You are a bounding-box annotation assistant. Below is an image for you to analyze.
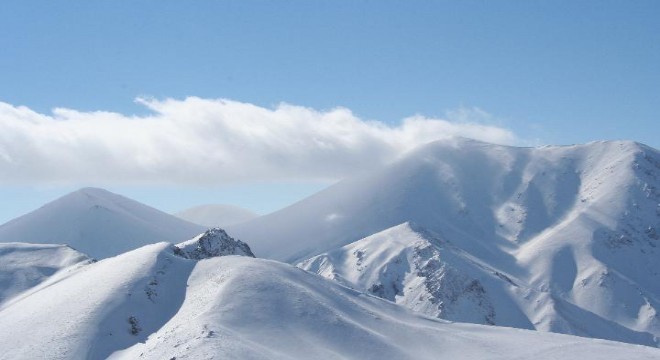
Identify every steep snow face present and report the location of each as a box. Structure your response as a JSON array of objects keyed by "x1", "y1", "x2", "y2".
[
  {"x1": 111, "y1": 256, "x2": 660, "y2": 360},
  {"x1": 298, "y1": 223, "x2": 659, "y2": 346},
  {"x1": 0, "y1": 187, "x2": 205, "y2": 259},
  {"x1": 230, "y1": 138, "x2": 660, "y2": 346},
  {"x1": 299, "y1": 223, "x2": 502, "y2": 325},
  {"x1": 0, "y1": 243, "x2": 91, "y2": 308},
  {"x1": 175, "y1": 204, "x2": 257, "y2": 227},
  {"x1": 174, "y1": 228, "x2": 255, "y2": 259}
]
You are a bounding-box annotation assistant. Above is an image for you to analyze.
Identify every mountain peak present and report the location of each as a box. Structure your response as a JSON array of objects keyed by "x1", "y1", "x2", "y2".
[
  {"x1": 174, "y1": 228, "x2": 255, "y2": 259},
  {"x1": 0, "y1": 188, "x2": 204, "y2": 259}
]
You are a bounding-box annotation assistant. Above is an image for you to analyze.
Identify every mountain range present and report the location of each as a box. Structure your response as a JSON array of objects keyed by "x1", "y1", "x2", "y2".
[
  {"x1": 0, "y1": 229, "x2": 657, "y2": 359},
  {"x1": 229, "y1": 138, "x2": 660, "y2": 346},
  {"x1": 0, "y1": 138, "x2": 659, "y2": 358}
]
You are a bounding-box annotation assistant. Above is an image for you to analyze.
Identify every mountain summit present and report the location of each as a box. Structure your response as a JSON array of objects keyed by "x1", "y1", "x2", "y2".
[
  {"x1": 0, "y1": 187, "x2": 205, "y2": 259},
  {"x1": 174, "y1": 228, "x2": 255, "y2": 259}
]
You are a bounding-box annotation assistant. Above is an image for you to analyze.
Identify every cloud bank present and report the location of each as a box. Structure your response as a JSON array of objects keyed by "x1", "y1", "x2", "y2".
[{"x1": 0, "y1": 97, "x2": 517, "y2": 185}]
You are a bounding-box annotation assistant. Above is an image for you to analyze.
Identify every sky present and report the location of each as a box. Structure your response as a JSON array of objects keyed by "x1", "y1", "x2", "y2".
[{"x1": 0, "y1": 1, "x2": 658, "y2": 224}]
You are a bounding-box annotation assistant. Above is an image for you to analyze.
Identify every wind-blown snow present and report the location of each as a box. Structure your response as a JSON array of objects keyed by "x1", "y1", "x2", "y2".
[
  {"x1": 230, "y1": 138, "x2": 660, "y2": 346},
  {"x1": 0, "y1": 187, "x2": 205, "y2": 259},
  {"x1": 174, "y1": 204, "x2": 258, "y2": 227}
]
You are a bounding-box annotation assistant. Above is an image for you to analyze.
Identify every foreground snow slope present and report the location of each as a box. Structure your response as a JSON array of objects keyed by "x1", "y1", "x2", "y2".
[
  {"x1": 113, "y1": 256, "x2": 659, "y2": 360},
  {"x1": 0, "y1": 242, "x2": 91, "y2": 308},
  {"x1": 0, "y1": 242, "x2": 196, "y2": 360},
  {"x1": 175, "y1": 204, "x2": 257, "y2": 227},
  {"x1": 0, "y1": 187, "x2": 205, "y2": 258},
  {"x1": 2, "y1": 241, "x2": 657, "y2": 360},
  {"x1": 299, "y1": 222, "x2": 658, "y2": 346},
  {"x1": 0, "y1": 228, "x2": 253, "y2": 360},
  {"x1": 230, "y1": 138, "x2": 660, "y2": 346}
]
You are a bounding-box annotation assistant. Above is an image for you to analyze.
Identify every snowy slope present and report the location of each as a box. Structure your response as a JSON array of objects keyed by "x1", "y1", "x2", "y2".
[
  {"x1": 0, "y1": 242, "x2": 197, "y2": 360},
  {"x1": 112, "y1": 256, "x2": 660, "y2": 360},
  {"x1": 175, "y1": 204, "x2": 257, "y2": 227},
  {"x1": 229, "y1": 138, "x2": 660, "y2": 346},
  {"x1": 1, "y1": 240, "x2": 657, "y2": 359},
  {"x1": 0, "y1": 229, "x2": 256, "y2": 360},
  {"x1": 298, "y1": 222, "x2": 658, "y2": 346},
  {"x1": 229, "y1": 138, "x2": 659, "y2": 263},
  {"x1": 0, "y1": 187, "x2": 205, "y2": 259},
  {"x1": 298, "y1": 222, "x2": 524, "y2": 326},
  {"x1": 0, "y1": 242, "x2": 91, "y2": 308}
]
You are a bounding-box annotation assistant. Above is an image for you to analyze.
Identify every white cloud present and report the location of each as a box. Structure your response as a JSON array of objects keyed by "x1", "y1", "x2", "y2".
[{"x1": 0, "y1": 97, "x2": 518, "y2": 185}]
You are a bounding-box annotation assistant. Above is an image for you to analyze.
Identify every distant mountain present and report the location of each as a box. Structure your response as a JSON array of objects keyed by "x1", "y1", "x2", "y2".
[
  {"x1": 174, "y1": 204, "x2": 257, "y2": 227},
  {"x1": 230, "y1": 138, "x2": 660, "y2": 346},
  {"x1": 0, "y1": 242, "x2": 91, "y2": 308},
  {"x1": 0, "y1": 187, "x2": 205, "y2": 259},
  {"x1": 0, "y1": 242, "x2": 656, "y2": 360}
]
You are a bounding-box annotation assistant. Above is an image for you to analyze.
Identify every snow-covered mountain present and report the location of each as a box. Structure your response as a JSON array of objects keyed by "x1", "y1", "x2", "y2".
[
  {"x1": 0, "y1": 242, "x2": 91, "y2": 308},
  {"x1": 0, "y1": 241, "x2": 656, "y2": 360},
  {"x1": 298, "y1": 222, "x2": 658, "y2": 346},
  {"x1": 1, "y1": 138, "x2": 659, "y2": 357},
  {"x1": 175, "y1": 204, "x2": 257, "y2": 227},
  {"x1": 0, "y1": 187, "x2": 205, "y2": 259},
  {"x1": 297, "y1": 222, "x2": 518, "y2": 326},
  {"x1": 230, "y1": 138, "x2": 660, "y2": 346}
]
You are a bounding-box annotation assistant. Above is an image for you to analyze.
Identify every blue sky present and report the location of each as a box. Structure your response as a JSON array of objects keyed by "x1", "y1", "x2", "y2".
[{"x1": 0, "y1": 1, "x2": 658, "y2": 223}]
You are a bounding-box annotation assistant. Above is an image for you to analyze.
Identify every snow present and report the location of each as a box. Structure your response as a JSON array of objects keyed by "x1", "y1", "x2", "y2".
[
  {"x1": 175, "y1": 204, "x2": 257, "y2": 227},
  {"x1": 0, "y1": 236, "x2": 657, "y2": 359},
  {"x1": 1, "y1": 138, "x2": 659, "y2": 358},
  {"x1": 25, "y1": 244, "x2": 648, "y2": 359},
  {"x1": 0, "y1": 242, "x2": 196, "y2": 359},
  {"x1": 0, "y1": 187, "x2": 205, "y2": 259},
  {"x1": 229, "y1": 138, "x2": 660, "y2": 346},
  {"x1": 298, "y1": 222, "x2": 659, "y2": 346},
  {"x1": 0, "y1": 242, "x2": 91, "y2": 308},
  {"x1": 111, "y1": 255, "x2": 660, "y2": 360}
]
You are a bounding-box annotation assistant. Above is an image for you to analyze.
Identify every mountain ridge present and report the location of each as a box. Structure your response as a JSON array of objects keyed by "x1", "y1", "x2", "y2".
[
  {"x1": 298, "y1": 222, "x2": 659, "y2": 346},
  {"x1": 1, "y1": 240, "x2": 657, "y2": 360}
]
